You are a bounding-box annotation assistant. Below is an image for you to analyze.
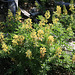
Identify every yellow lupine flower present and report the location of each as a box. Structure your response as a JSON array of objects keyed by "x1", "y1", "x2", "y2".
[
  {"x1": 39, "y1": 21, "x2": 45, "y2": 26},
  {"x1": 53, "y1": 18, "x2": 59, "y2": 24},
  {"x1": 71, "y1": 15, "x2": 74, "y2": 21},
  {"x1": 44, "y1": 10, "x2": 50, "y2": 19},
  {"x1": 18, "y1": 35, "x2": 25, "y2": 42},
  {"x1": 40, "y1": 47, "x2": 46, "y2": 58},
  {"x1": 56, "y1": 47, "x2": 62, "y2": 52},
  {"x1": 13, "y1": 35, "x2": 18, "y2": 39},
  {"x1": 37, "y1": 29, "x2": 44, "y2": 37},
  {"x1": 69, "y1": 4, "x2": 75, "y2": 11},
  {"x1": 25, "y1": 24, "x2": 32, "y2": 29},
  {"x1": 0, "y1": 33, "x2": 4, "y2": 42},
  {"x1": 48, "y1": 35, "x2": 54, "y2": 43},
  {"x1": 72, "y1": 55, "x2": 75, "y2": 63},
  {"x1": 12, "y1": 39, "x2": 18, "y2": 45},
  {"x1": 33, "y1": 41, "x2": 39, "y2": 47},
  {"x1": 67, "y1": 26, "x2": 73, "y2": 36},
  {"x1": 45, "y1": 19, "x2": 48, "y2": 23},
  {"x1": 63, "y1": 10, "x2": 67, "y2": 15},
  {"x1": 45, "y1": 25, "x2": 50, "y2": 34},
  {"x1": 3, "y1": 49, "x2": 7, "y2": 52},
  {"x1": 1, "y1": 42, "x2": 8, "y2": 52},
  {"x1": 8, "y1": 9, "x2": 13, "y2": 17},
  {"x1": 26, "y1": 18, "x2": 32, "y2": 24},
  {"x1": 49, "y1": 23, "x2": 53, "y2": 26},
  {"x1": 56, "y1": 6, "x2": 61, "y2": 16},
  {"x1": 63, "y1": 5, "x2": 68, "y2": 15},
  {"x1": 31, "y1": 30, "x2": 38, "y2": 46},
  {"x1": 23, "y1": 18, "x2": 32, "y2": 30},
  {"x1": 56, "y1": 47, "x2": 62, "y2": 57},
  {"x1": 35, "y1": 1, "x2": 40, "y2": 7},
  {"x1": 12, "y1": 35, "x2": 24, "y2": 45},
  {"x1": 16, "y1": 8, "x2": 21, "y2": 16},
  {"x1": 26, "y1": 49, "x2": 32, "y2": 59},
  {"x1": 39, "y1": 16, "x2": 48, "y2": 26},
  {"x1": 15, "y1": 8, "x2": 22, "y2": 22},
  {"x1": 0, "y1": 33, "x2": 4, "y2": 39},
  {"x1": 37, "y1": 29, "x2": 44, "y2": 41},
  {"x1": 31, "y1": 31, "x2": 37, "y2": 40}
]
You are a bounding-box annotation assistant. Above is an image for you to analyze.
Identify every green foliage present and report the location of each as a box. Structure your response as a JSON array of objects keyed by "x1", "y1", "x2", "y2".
[{"x1": 0, "y1": 2, "x2": 75, "y2": 75}]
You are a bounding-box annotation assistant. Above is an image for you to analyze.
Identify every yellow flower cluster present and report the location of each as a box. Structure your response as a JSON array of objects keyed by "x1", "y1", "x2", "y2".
[
  {"x1": 49, "y1": 23, "x2": 53, "y2": 27},
  {"x1": 39, "y1": 10, "x2": 50, "y2": 27},
  {"x1": 12, "y1": 35, "x2": 24, "y2": 46},
  {"x1": 8, "y1": 9, "x2": 13, "y2": 19},
  {"x1": 44, "y1": 10, "x2": 50, "y2": 19},
  {"x1": 31, "y1": 31, "x2": 37, "y2": 41},
  {"x1": 35, "y1": 1, "x2": 40, "y2": 7},
  {"x1": 67, "y1": 26, "x2": 73, "y2": 36},
  {"x1": 37, "y1": 29, "x2": 44, "y2": 41},
  {"x1": 39, "y1": 20, "x2": 45, "y2": 26},
  {"x1": 26, "y1": 49, "x2": 32, "y2": 59},
  {"x1": 31, "y1": 29, "x2": 44, "y2": 42},
  {"x1": 31, "y1": 30, "x2": 39, "y2": 47},
  {"x1": 12, "y1": 39, "x2": 18, "y2": 45},
  {"x1": 15, "y1": 8, "x2": 22, "y2": 22},
  {"x1": 72, "y1": 55, "x2": 75, "y2": 63},
  {"x1": 71, "y1": 15, "x2": 74, "y2": 21},
  {"x1": 1, "y1": 42, "x2": 8, "y2": 52},
  {"x1": 19, "y1": 35, "x2": 24, "y2": 44},
  {"x1": 22, "y1": 18, "x2": 32, "y2": 30},
  {"x1": 31, "y1": 31, "x2": 37, "y2": 38},
  {"x1": 0, "y1": 33, "x2": 8, "y2": 52},
  {"x1": 40, "y1": 47, "x2": 46, "y2": 58},
  {"x1": 47, "y1": 35, "x2": 54, "y2": 44},
  {"x1": 13, "y1": 35, "x2": 18, "y2": 39},
  {"x1": 12, "y1": 35, "x2": 19, "y2": 45},
  {"x1": 26, "y1": 18, "x2": 32, "y2": 24},
  {"x1": 69, "y1": 4, "x2": 75, "y2": 11},
  {"x1": 25, "y1": 18, "x2": 32, "y2": 28},
  {"x1": 55, "y1": 47, "x2": 62, "y2": 57},
  {"x1": 63, "y1": 5, "x2": 68, "y2": 15},
  {"x1": 53, "y1": 18, "x2": 59, "y2": 24},
  {"x1": 44, "y1": 26, "x2": 50, "y2": 35},
  {"x1": 39, "y1": 16, "x2": 48, "y2": 26},
  {"x1": 56, "y1": 6, "x2": 61, "y2": 16},
  {"x1": 0, "y1": 33, "x2": 4, "y2": 42}
]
